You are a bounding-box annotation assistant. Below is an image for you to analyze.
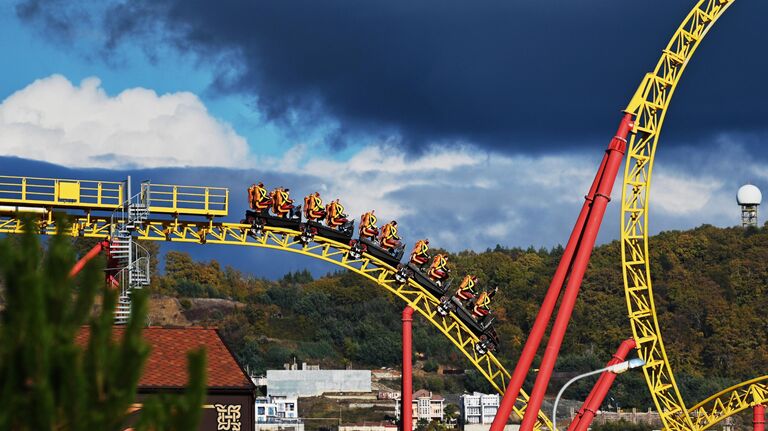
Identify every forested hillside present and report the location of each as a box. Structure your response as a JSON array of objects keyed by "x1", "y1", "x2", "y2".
[{"x1": 142, "y1": 223, "x2": 768, "y2": 407}]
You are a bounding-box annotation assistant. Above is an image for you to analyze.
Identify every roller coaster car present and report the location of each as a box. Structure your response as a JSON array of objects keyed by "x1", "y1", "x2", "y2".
[
  {"x1": 244, "y1": 206, "x2": 302, "y2": 234},
  {"x1": 394, "y1": 263, "x2": 450, "y2": 299},
  {"x1": 348, "y1": 238, "x2": 405, "y2": 268},
  {"x1": 298, "y1": 220, "x2": 355, "y2": 244},
  {"x1": 437, "y1": 295, "x2": 498, "y2": 355}
]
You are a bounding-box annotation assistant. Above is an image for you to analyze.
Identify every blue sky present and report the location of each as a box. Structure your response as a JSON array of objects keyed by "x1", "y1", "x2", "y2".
[{"x1": 1, "y1": 0, "x2": 767, "y2": 278}]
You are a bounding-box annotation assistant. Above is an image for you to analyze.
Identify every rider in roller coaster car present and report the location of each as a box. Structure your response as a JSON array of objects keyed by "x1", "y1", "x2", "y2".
[
  {"x1": 359, "y1": 210, "x2": 378, "y2": 240},
  {"x1": 378, "y1": 220, "x2": 401, "y2": 251},
  {"x1": 248, "y1": 182, "x2": 271, "y2": 213},
  {"x1": 428, "y1": 253, "x2": 449, "y2": 283},
  {"x1": 271, "y1": 187, "x2": 295, "y2": 218},
  {"x1": 303, "y1": 192, "x2": 326, "y2": 221},
  {"x1": 472, "y1": 287, "x2": 498, "y2": 321},
  {"x1": 409, "y1": 239, "x2": 430, "y2": 267},
  {"x1": 326, "y1": 199, "x2": 349, "y2": 228},
  {"x1": 456, "y1": 275, "x2": 478, "y2": 303}
]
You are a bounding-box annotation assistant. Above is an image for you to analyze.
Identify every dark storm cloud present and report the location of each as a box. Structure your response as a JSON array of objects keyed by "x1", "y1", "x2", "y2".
[{"x1": 15, "y1": 1, "x2": 768, "y2": 152}]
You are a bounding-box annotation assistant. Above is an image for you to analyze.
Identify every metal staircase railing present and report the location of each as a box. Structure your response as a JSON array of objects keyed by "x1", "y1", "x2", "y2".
[{"x1": 110, "y1": 177, "x2": 152, "y2": 324}]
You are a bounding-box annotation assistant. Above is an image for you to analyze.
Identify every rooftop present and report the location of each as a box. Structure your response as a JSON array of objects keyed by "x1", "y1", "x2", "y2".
[{"x1": 76, "y1": 326, "x2": 254, "y2": 389}]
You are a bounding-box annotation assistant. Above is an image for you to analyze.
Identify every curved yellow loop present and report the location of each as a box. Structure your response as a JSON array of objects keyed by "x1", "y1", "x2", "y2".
[
  {"x1": 0, "y1": 214, "x2": 552, "y2": 430},
  {"x1": 620, "y1": 1, "x2": 738, "y2": 430}
]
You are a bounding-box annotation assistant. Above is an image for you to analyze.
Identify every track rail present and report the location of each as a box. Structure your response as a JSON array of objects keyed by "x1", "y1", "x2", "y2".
[
  {"x1": 687, "y1": 376, "x2": 768, "y2": 430},
  {"x1": 0, "y1": 213, "x2": 551, "y2": 430},
  {"x1": 618, "y1": 1, "x2": 762, "y2": 430}
]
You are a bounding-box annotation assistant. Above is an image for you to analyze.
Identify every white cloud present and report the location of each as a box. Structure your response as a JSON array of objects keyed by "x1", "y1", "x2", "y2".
[
  {"x1": 0, "y1": 75, "x2": 249, "y2": 168},
  {"x1": 254, "y1": 142, "x2": 756, "y2": 251},
  {"x1": 651, "y1": 172, "x2": 723, "y2": 215}
]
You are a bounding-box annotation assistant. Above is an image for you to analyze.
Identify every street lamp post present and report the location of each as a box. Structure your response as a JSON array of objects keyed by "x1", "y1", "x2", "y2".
[{"x1": 551, "y1": 358, "x2": 645, "y2": 431}]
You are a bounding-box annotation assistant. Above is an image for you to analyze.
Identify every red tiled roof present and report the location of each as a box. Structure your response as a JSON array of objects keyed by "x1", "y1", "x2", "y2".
[{"x1": 76, "y1": 326, "x2": 253, "y2": 389}]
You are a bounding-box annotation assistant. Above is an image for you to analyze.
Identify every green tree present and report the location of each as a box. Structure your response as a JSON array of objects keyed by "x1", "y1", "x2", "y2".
[
  {"x1": 415, "y1": 418, "x2": 430, "y2": 431},
  {"x1": 443, "y1": 403, "x2": 459, "y2": 423},
  {"x1": 0, "y1": 219, "x2": 206, "y2": 430}
]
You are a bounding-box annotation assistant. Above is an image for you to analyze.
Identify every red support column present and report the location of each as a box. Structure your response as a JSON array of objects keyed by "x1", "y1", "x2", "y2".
[
  {"x1": 754, "y1": 404, "x2": 765, "y2": 431},
  {"x1": 69, "y1": 240, "x2": 110, "y2": 278},
  {"x1": 569, "y1": 339, "x2": 636, "y2": 431},
  {"x1": 489, "y1": 143, "x2": 611, "y2": 431},
  {"x1": 519, "y1": 113, "x2": 634, "y2": 431},
  {"x1": 402, "y1": 306, "x2": 414, "y2": 431}
]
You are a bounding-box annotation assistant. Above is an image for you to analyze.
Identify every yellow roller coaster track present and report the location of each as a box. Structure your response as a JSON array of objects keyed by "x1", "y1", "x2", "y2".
[
  {"x1": 621, "y1": 0, "x2": 767, "y2": 430},
  {"x1": 0, "y1": 178, "x2": 552, "y2": 430}
]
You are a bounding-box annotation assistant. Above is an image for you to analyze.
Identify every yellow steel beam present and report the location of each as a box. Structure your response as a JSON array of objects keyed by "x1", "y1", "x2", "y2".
[
  {"x1": 0, "y1": 213, "x2": 551, "y2": 430},
  {"x1": 0, "y1": 175, "x2": 123, "y2": 211},
  {"x1": 687, "y1": 376, "x2": 768, "y2": 431},
  {"x1": 620, "y1": 1, "x2": 736, "y2": 430}
]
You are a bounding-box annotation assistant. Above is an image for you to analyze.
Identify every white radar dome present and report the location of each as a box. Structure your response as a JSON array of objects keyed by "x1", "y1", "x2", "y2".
[{"x1": 737, "y1": 184, "x2": 762, "y2": 205}]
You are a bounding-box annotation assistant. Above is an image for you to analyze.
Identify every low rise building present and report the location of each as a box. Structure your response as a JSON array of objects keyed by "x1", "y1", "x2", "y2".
[
  {"x1": 460, "y1": 392, "x2": 500, "y2": 425},
  {"x1": 266, "y1": 368, "x2": 371, "y2": 397},
  {"x1": 395, "y1": 390, "x2": 445, "y2": 429},
  {"x1": 76, "y1": 327, "x2": 256, "y2": 431},
  {"x1": 255, "y1": 395, "x2": 299, "y2": 421},
  {"x1": 255, "y1": 395, "x2": 303, "y2": 431}
]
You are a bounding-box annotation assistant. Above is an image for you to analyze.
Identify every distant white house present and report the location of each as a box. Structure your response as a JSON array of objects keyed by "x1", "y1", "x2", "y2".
[
  {"x1": 395, "y1": 390, "x2": 445, "y2": 430},
  {"x1": 255, "y1": 395, "x2": 303, "y2": 431},
  {"x1": 460, "y1": 392, "x2": 500, "y2": 425}
]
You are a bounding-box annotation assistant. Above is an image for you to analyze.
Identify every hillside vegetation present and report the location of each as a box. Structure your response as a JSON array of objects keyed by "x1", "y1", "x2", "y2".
[{"x1": 145, "y1": 224, "x2": 768, "y2": 407}]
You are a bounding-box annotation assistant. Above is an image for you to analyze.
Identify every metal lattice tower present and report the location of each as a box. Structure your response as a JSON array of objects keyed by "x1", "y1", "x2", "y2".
[{"x1": 737, "y1": 184, "x2": 762, "y2": 228}]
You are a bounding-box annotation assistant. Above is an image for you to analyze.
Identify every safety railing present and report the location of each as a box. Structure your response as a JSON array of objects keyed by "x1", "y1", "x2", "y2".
[
  {"x1": 0, "y1": 175, "x2": 123, "y2": 210},
  {"x1": 143, "y1": 183, "x2": 228, "y2": 217}
]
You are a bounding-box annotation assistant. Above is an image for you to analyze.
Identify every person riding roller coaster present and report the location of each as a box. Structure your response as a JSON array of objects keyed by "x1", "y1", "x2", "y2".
[
  {"x1": 378, "y1": 220, "x2": 401, "y2": 250},
  {"x1": 325, "y1": 199, "x2": 349, "y2": 228},
  {"x1": 359, "y1": 210, "x2": 378, "y2": 240},
  {"x1": 409, "y1": 239, "x2": 430, "y2": 267},
  {"x1": 271, "y1": 187, "x2": 294, "y2": 218},
  {"x1": 304, "y1": 192, "x2": 325, "y2": 221},
  {"x1": 456, "y1": 275, "x2": 478, "y2": 302},
  {"x1": 428, "y1": 253, "x2": 449, "y2": 281},
  {"x1": 248, "y1": 182, "x2": 271, "y2": 212},
  {"x1": 472, "y1": 287, "x2": 498, "y2": 320}
]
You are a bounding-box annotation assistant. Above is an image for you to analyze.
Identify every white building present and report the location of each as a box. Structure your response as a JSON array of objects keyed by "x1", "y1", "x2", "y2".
[
  {"x1": 395, "y1": 390, "x2": 445, "y2": 429},
  {"x1": 266, "y1": 368, "x2": 371, "y2": 397},
  {"x1": 255, "y1": 395, "x2": 303, "y2": 431},
  {"x1": 460, "y1": 392, "x2": 500, "y2": 425}
]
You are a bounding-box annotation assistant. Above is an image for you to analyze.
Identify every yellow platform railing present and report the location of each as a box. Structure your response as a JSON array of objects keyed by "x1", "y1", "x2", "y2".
[
  {"x1": 144, "y1": 183, "x2": 228, "y2": 217},
  {"x1": 0, "y1": 176, "x2": 123, "y2": 210}
]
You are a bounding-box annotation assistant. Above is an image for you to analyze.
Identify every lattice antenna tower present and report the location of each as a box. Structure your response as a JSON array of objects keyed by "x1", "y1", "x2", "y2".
[{"x1": 737, "y1": 184, "x2": 762, "y2": 227}]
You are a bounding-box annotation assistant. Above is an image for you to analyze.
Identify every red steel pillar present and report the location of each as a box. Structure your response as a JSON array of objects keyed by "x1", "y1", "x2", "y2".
[
  {"x1": 518, "y1": 113, "x2": 634, "y2": 431},
  {"x1": 489, "y1": 151, "x2": 610, "y2": 431},
  {"x1": 68, "y1": 240, "x2": 110, "y2": 278},
  {"x1": 402, "y1": 306, "x2": 414, "y2": 431},
  {"x1": 569, "y1": 338, "x2": 636, "y2": 431},
  {"x1": 754, "y1": 404, "x2": 765, "y2": 431}
]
